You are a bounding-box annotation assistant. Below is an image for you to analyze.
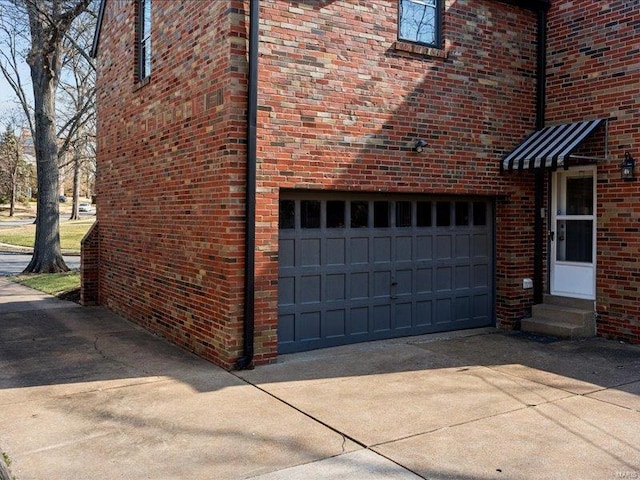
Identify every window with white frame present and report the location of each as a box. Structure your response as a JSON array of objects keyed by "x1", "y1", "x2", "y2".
[{"x1": 398, "y1": 0, "x2": 441, "y2": 48}]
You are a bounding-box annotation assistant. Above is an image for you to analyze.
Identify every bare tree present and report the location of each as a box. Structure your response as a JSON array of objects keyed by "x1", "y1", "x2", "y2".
[
  {"x1": 0, "y1": 3, "x2": 34, "y2": 133},
  {"x1": 57, "y1": 7, "x2": 96, "y2": 220},
  {"x1": 65, "y1": 129, "x2": 94, "y2": 219},
  {"x1": 0, "y1": 0, "x2": 93, "y2": 272}
]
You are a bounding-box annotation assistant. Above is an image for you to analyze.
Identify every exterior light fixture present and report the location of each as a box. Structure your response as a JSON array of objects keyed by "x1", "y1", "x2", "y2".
[
  {"x1": 414, "y1": 139, "x2": 427, "y2": 153},
  {"x1": 621, "y1": 151, "x2": 635, "y2": 180}
]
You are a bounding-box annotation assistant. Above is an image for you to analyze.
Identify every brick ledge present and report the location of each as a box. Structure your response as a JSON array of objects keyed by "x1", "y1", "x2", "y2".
[{"x1": 393, "y1": 40, "x2": 448, "y2": 59}]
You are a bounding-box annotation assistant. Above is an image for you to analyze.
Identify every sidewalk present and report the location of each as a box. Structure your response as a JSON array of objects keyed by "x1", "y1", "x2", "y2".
[
  {"x1": 0, "y1": 242, "x2": 80, "y2": 255},
  {"x1": 1, "y1": 277, "x2": 639, "y2": 479}
]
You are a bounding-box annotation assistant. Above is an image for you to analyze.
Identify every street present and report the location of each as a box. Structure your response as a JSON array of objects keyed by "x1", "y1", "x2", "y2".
[
  {"x1": 0, "y1": 212, "x2": 94, "y2": 230},
  {"x1": 0, "y1": 253, "x2": 80, "y2": 276}
]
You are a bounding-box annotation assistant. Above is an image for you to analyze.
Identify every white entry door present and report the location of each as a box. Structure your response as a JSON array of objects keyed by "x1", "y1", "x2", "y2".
[{"x1": 550, "y1": 166, "x2": 596, "y2": 300}]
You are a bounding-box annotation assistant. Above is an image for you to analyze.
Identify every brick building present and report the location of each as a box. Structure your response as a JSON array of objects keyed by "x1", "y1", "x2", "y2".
[{"x1": 87, "y1": 0, "x2": 639, "y2": 369}]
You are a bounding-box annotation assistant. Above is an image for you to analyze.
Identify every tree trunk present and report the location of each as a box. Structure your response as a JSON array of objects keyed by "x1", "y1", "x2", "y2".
[
  {"x1": 70, "y1": 152, "x2": 80, "y2": 220},
  {"x1": 24, "y1": 41, "x2": 68, "y2": 273},
  {"x1": 9, "y1": 169, "x2": 16, "y2": 217}
]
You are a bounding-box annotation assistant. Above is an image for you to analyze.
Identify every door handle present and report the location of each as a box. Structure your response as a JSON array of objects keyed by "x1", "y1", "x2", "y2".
[{"x1": 549, "y1": 231, "x2": 555, "y2": 241}]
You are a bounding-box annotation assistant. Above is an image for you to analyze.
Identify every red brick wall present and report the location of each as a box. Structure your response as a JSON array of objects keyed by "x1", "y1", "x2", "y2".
[
  {"x1": 80, "y1": 222, "x2": 99, "y2": 305},
  {"x1": 547, "y1": 0, "x2": 640, "y2": 343},
  {"x1": 254, "y1": 0, "x2": 541, "y2": 348},
  {"x1": 94, "y1": 0, "x2": 250, "y2": 368},
  {"x1": 94, "y1": 0, "x2": 543, "y2": 368}
]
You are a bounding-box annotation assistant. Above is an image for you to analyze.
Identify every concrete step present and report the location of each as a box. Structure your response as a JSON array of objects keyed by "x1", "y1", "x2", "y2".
[
  {"x1": 521, "y1": 317, "x2": 595, "y2": 339},
  {"x1": 543, "y1": 294, "x2": 594, "y2": 310},
  {"x1": 521, "y1": 296, "x2": 596, "y2": 339},
  {"x1": 531, "y1": 303, "x2": 594, "y2": 326}
]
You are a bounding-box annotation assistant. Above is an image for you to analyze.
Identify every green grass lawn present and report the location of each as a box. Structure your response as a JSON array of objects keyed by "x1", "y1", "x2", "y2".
[
  {"x1": 0, "y1": 219, "x2": 94, "y2": 252},
  {"x1": 0, "y1": 201, "x2": 37, "y2": 220},
  {"x1": 13, "y1": 271, "x2": 81, "y2": 296}
]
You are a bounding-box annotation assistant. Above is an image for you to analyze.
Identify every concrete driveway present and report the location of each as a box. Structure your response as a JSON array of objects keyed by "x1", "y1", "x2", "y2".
[{"x1": 1, "y1": 278, "x2": 639, "y2": 480}]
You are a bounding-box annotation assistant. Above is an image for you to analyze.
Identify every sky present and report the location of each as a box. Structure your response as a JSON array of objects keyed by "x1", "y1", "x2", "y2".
[{"x1": 0, "y1": 61, "x2": 33, "y2": 126}]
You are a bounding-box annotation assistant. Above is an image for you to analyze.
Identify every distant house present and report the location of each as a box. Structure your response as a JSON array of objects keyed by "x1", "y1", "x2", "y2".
[
  {"x1": 17, "y1": 128, "x2": 36, "y2": 170},
  {"x1": 87, "y1": 0, "x2": 639, "y2": 369}
]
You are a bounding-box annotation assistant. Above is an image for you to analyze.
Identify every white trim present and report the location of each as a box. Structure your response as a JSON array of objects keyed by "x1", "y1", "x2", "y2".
[{"x1": 550, "y1": 165, "x2": 597, "y2": 300}]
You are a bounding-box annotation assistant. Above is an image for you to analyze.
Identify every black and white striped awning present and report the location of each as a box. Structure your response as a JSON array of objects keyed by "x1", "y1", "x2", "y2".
[{"x1": 502, "y1": 119, "x2": 606, "y2": 171}]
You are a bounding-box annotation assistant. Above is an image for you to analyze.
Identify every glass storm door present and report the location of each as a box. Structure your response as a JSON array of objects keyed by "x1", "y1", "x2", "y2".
[{"x1": 550, "y1": 166, "x2": 596, "y2": 300}]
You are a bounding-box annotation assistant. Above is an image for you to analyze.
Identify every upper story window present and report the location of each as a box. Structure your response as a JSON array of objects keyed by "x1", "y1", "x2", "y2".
[
  {"x1": 137, "y1": 0, "x2": 152, "y2": 81},
  {"x1": 398, "y1": 0, "x2": 441, "y2": 48}
]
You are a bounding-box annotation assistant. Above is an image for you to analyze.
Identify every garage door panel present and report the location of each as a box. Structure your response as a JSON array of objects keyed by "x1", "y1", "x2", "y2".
[
  {"x1": 299, "y1": 275, "x2": 321, "y2": 303},
  {"x1": 350, "y1": 272, "x2": 369, "y2": 299},
  {"x1": 326, "y1": 238, "x2": 346, "y2": 265},
  {"x1": 435, "y1": 266, "x2": 452, "y2": 291},
  {"x1": 473, "y1": 294, "x2": 490, "y2": 320},
  {"x1": 455, "y1": 296, "x2": 471, "y2": 321},
  {"x1": 396, "y1": 236, "x2": 413, "y2": 261},
  {"x1": 278, "y1": 195, "x2": 494, "y2": 353},
  {"x1": 435, "y1": 298, "x2": 452, "y2": 323},
  {"x1": 300, "y1": 238, "x2": 321, "y2": 266},
  {"x1": 436, "y1": 235, "x2": 453, "y2": 259},
  {"x1": 350, "y1": 237, "x2": 369, "y2": 264},
  {"x1": 373, "y1": 305, "x2": 391, "y2": 332},
  {"x1": 455, "y1": 265, "x2": 470, "y2": 289},
  {"x1": 374, "y1": 271, "x2": 392, "y2": 297},
  {"x1": 473, "y1": 264, "x2": 490, "y2": 287},
  {"x1": 374, "y1": 237, "x2": 392, "y2": 263},
  {"x1": 472, "y1": 234, "x2": 489, "y2": 257},
  {"x1": 298, "y1": 311, "x2": 321, "y2": 341},
  {"x1": 350, "y1": 306, "x2": 369, "y2": 334},
  {"x1": 416, "y1": 268, "x2": 433, "y2": 293},
  {"x1": 278, "y1": 276, "x2": 295, "y2": 305},
  {"x1": 416, "y1": 236, "x2": 433, "y2": 260},
  {"x1": 395, "y1": 302, "x2": 413, "y2": 329},
  {"x1": 455, "y1": 234, "x2": 470, "y2": 258},
  {"x1": 280, "y1": 239, "x2": 295, "y2": 267},
  {"x1": 396, "y1": 269, "x2": 413, "y2": 296},
  {"x1": 278, "y1": 314, "x2": 295, "y2": 344},
  {"x1": 325, "y1": 309, "x2": 346, "y2": 338},
  {"x1": 416, "y1": 300, "x2": 433, "y2": 326},
  {"x1": 326, "y1": 273, "x2": 346, "y2": 301}
]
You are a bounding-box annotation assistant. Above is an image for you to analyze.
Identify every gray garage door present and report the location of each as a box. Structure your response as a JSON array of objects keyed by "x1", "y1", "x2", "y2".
[{"x1": 278, "y1": 193, "x2": 494, "y2": 354}]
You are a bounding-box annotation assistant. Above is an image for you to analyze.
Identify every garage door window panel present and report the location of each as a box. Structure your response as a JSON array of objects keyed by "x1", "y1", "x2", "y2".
[
  {"x1": 456, "y1": 202, "x2": 470, "y2": 226},
  {"x1": 351, "y1": 201, "x2": 369, "y2": 228},
  {"x1": 473, "y1": 202, "x2": 487, "y2": 226},
  {"x1": 396, "y1": 201, "x2": 412, "y2": 227},
  {"x1": 436, "y1": 202, "x2": 451, "y2": 226},
  {"x1": 417, "y1": 201, "x2": 432, "y2": 227},
  {"x1": 374, "y1": 201, "x2": 391, "y2": 228},
  {"x1": 327, "y1": 201, "x2": 345, "y2": 228},
  {"x1": 279, "y1": 200, "x2": 295, "y2": 229},
  {"x1": 301, "y1": 200, "x2": 321, "y2": 229}
]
